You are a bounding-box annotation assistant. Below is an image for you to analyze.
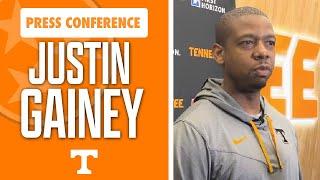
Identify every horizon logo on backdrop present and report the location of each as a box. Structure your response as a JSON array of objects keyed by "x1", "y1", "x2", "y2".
[
  {"x1": 191, "y1": 0, "x2": 201, "y2": 8},
  {"x1": 190, "y1": 0, "x2": 226, "y2": 14},
  {"x1": 262, "y1": 34, "x2": 320, "y2": 122}
]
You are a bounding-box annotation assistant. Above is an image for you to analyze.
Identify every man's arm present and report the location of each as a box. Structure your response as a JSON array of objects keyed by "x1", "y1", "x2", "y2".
[{"x1": 174, "y1": 121, "x2": 210, "y2": 180}]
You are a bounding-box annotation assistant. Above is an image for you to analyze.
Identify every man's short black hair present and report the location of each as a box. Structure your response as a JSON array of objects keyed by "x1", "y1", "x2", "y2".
[{"x1": 215, "y1": 6, "x2": 268, "y2": 46}]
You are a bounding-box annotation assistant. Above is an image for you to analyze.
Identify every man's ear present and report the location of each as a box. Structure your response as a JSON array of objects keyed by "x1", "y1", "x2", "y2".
[{"x1": 213, "y1": 43, "x2": 224, "y2": 65}]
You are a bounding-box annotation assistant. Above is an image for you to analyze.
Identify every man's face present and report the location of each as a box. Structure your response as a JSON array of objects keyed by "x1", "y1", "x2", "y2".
[{"x1": 222, "y1": 15, "x2": 275, "y2": 92}]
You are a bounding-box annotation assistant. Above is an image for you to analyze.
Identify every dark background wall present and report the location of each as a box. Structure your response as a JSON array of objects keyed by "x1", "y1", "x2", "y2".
[{"x1": 174, "y1": 0, "x2": 235, "y2": 120}]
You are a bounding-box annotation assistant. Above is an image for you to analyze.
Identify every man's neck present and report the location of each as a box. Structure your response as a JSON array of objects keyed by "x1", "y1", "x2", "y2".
[{"x1": 221, "y1": 80, "x2": 261, "y2": 115}]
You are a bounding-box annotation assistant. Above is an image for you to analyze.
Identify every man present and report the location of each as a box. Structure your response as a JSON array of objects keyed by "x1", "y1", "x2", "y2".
[{"x1": 174, "y1": 7, "x2": 302, "y2": 180}]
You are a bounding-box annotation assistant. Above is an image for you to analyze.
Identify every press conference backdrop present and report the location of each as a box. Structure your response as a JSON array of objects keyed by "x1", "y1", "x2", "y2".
[
  {"x1": 174, "y1": 0, "x2": 320, "y2": 179},
  {"x1": 174, "y1": 0, "x2": 235, "y2": 120}
]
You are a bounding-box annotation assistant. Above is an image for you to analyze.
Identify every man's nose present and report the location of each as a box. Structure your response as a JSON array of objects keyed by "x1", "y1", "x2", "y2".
[{"x1": 252, "y1": 41, "x2": 269, "y2": 61}]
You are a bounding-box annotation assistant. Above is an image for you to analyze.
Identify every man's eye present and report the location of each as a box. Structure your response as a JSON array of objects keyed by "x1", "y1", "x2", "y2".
[
  {"x1": 242, "y1": 40, "x2": 254, "y2": 45},
  {"x1": 239, "y1": 40, "x2": 255, "y2": 48},
  {"x1": 266, "y1": 40, "x2": 275, "y2": 46}
]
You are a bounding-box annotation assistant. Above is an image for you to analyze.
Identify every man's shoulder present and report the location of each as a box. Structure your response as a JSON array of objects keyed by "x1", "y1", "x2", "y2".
[
  {"x1": 176, "y1": 99, "x2": 220, "y2": 122},
  {"x1": 174, "y1": 99, "x2": 227, "y2": 135},
  {"x1": 174, "y1": 99, "x2": 228, "y2": 147}
]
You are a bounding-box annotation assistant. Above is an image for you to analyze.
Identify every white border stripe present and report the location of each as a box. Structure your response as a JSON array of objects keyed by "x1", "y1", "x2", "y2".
[
  {"x1": 168, "y1": 0, "x2": 174, "y2": 179},
  {"x1": 284, "y1": 35, "x2": 299, "y2": 120}
]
